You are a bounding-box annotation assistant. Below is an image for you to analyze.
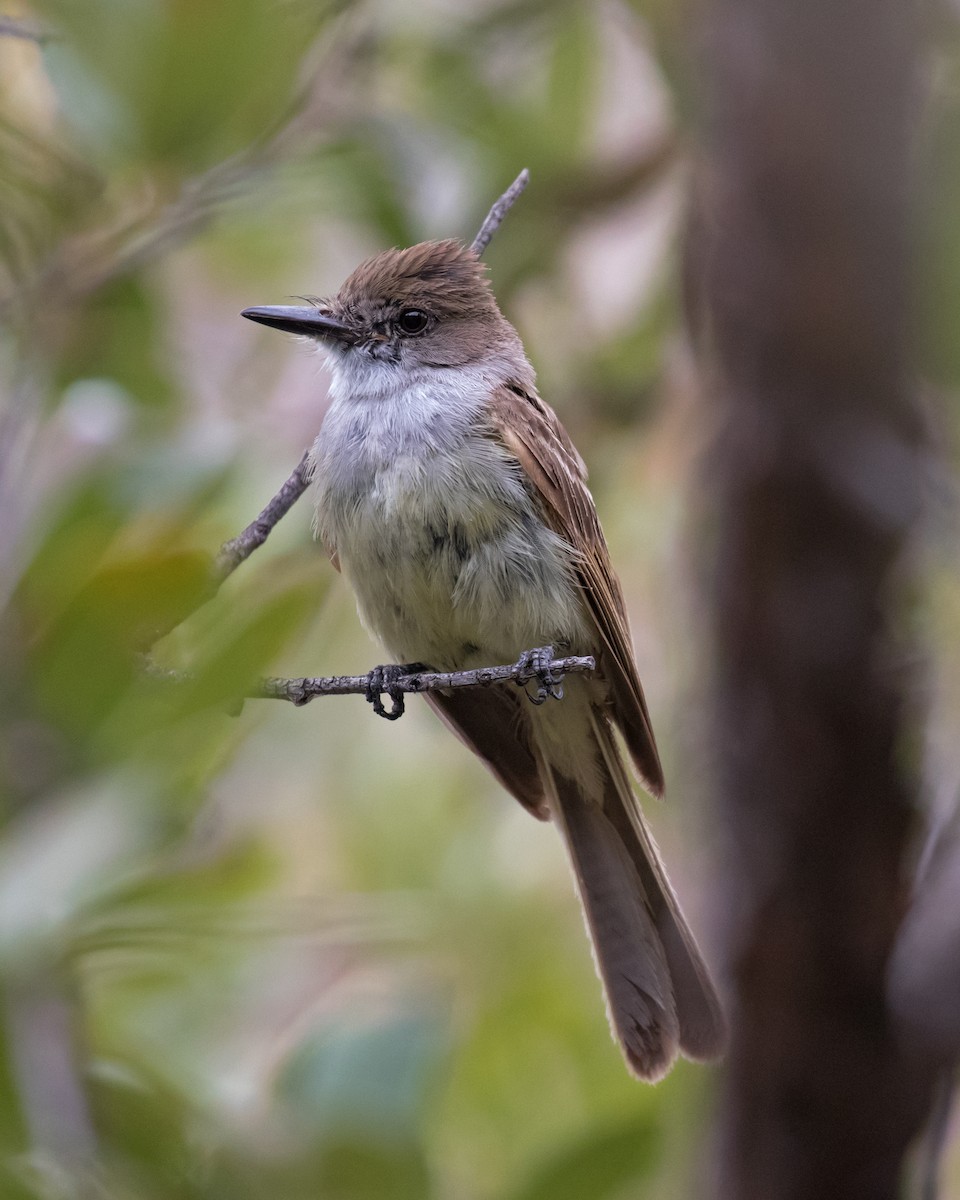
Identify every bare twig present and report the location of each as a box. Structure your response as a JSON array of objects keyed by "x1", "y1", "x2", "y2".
[
  {"x1": 254, "y1": 654, "x2": 595, "y2": 706},
  {"x1": 214, "y1": 450, "x2": 313, "y2": 583},
  {"x1": 470, "y1": 169, "x2": 530, "y2": 256}
]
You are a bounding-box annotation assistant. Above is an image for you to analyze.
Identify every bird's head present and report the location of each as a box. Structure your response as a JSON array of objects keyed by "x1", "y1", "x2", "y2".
[{"x1": 242, "y1": 239, "x2": 518, "y2": 385}]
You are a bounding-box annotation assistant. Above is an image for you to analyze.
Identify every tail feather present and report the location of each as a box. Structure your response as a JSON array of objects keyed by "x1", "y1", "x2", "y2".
[
  {"x1": 590, "y1": 713, "x2": 728, "y2": 1063},
  {"x1": 549, "y1": 769, "x2": 680, "y2": 1079},
  {"x1": 538, "y1": 712, "x2": 727, "y2": 1079}
]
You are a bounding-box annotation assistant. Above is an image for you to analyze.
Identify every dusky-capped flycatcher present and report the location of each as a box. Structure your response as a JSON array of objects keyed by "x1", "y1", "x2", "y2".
[{"x1": 242, "y1": 238, "x2": 726, "y2": 1080}]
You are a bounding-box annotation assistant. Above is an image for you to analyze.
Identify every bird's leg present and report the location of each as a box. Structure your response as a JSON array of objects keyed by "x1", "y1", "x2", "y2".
[
  {"x1": 364, "y1": 662, "x2": 429, "y2": 721},
  {"x1": 514, "y1": 645, "x2": 564, "y2": 705}
]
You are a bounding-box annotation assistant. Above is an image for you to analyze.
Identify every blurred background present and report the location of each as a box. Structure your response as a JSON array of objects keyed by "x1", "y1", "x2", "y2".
[{"x1": 1, "y1": 1, "x2": 958, "y2": 1197}]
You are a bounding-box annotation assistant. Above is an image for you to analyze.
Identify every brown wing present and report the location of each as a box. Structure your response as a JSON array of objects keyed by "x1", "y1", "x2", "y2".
[
  {"x1": 487, "y1": 383, "x2": 665, "y2": 797},
  {"x1": 423, "y1": 687, "x2": 549, "y2": 820}
]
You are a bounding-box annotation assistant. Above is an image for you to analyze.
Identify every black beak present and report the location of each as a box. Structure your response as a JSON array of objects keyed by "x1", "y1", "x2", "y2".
[{"x1": 241, "y1": 305, "x2": 357, "y2": 344}]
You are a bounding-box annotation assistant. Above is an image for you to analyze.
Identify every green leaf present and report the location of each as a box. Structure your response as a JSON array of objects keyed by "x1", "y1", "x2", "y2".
[
  {"x1": 545, "y1": 7, "x2": 598, "y2": 157},
  {"x1": 316, "y1": 1138, "x2": 432, "y2": 1200},
  {"x1": 507, "y1": 1114, "x2": 662, "y2": 1200},
  {"x1": 37, "y1": 0, "x2": 328, "y2": 171},
  {"x1": 56, "y1": 276, "x2": 175, "y2": 411},
  {"x1": 26, "y1": 545, "x2": 213, "y2": 738}
]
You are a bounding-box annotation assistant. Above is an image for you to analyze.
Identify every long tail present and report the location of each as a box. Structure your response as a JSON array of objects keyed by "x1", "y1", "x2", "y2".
[{"x1": 538, "y1": 711, "x2": 726, "y2": 1081}]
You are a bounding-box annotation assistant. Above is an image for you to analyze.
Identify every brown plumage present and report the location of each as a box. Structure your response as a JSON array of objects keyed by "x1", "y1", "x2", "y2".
[
  {"x1": 487, "y1": 381, "x2": 665, "y2": 797},
  {"x1": 338, "y1": 239, "x2": 498, "y2": 320}
]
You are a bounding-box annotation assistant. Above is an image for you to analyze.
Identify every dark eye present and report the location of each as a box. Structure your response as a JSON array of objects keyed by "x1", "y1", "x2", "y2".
[{"x1": 396, "y1": 308, "x2": 429, "y2": 335}]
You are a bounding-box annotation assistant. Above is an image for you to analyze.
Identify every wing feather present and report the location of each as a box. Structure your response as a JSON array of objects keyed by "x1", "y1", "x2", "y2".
[
  {"x1": 488, "y1": 383, "x2": 664, "y2": 797},
  {"x1": 423, "y1": 687, "x2": 549, "y2": 820}
]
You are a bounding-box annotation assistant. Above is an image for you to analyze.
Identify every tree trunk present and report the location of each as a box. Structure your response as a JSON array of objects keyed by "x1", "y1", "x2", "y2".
[{"x1": 696, "y1": 1, "x2": 937, "y2": 1195}]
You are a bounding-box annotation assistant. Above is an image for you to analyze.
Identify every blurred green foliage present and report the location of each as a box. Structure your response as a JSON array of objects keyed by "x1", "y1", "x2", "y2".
[{"x1": 17, "y1": 0, "x2": 960, "y2": 1196}]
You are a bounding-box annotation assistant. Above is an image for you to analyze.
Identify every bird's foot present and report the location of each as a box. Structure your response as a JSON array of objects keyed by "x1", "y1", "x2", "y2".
[
  {"x1": 364, "y1": 662, "x2": 428, "y2": 721},
  {"x1": 515, "y1": 645, "x2": 564, "y2": 705}
]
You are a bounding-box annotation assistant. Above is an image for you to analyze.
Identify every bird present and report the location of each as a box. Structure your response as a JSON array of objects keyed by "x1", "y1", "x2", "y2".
[{"x1": 241, "y1": 237, "x2": 726, "y2": 1079}]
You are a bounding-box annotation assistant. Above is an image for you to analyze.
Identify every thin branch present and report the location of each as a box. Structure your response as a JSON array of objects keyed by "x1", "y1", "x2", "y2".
[
  {"x1": 470, "y1": 169, "x2": 529, "y2": 256},
  {"x1": 253, "y1": 654, "x2": 595, "y2": 706},
  {"x1": 214, "y1": 450, "x2": 313, "y2": 583}
]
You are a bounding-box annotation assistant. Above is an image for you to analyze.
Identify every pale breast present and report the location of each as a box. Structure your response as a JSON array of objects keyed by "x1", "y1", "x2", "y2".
[{"x1": 311, "y1": 376, "x2": 585, "y2": 668}]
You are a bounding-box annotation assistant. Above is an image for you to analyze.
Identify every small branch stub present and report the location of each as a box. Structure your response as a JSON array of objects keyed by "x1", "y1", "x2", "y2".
[{"x1": 470, "y1": 169, "x2": 529, "y2": 257}]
